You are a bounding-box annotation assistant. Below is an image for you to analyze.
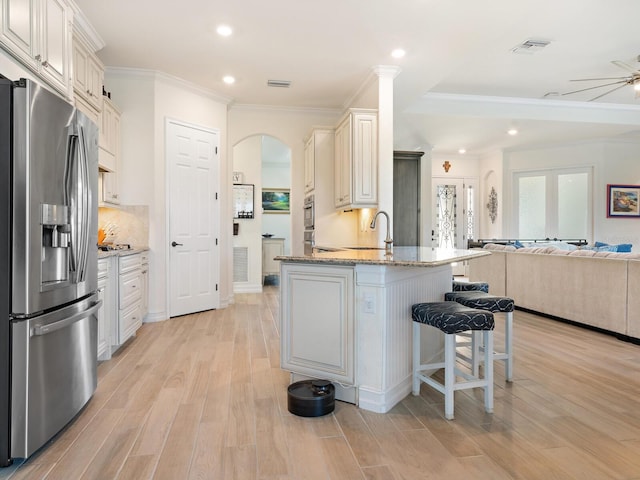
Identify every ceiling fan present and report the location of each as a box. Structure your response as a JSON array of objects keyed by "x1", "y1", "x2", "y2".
[{"x1": 561, "y1": 59, "x2": 640, "y2": 101}]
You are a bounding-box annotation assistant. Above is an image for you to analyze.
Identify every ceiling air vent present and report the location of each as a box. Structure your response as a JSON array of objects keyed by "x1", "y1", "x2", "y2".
[
  {"x1": 511, "y1": 39, "x2": 551, "y2": 55},
  {"x1": 267, "y1": 79, "x2": 292, "y2": 88}
]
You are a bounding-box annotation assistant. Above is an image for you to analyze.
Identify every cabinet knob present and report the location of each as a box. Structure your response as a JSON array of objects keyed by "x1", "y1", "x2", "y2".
[
  {"x1": 35, "y1": 54, "x2": 41, "y2": 61},
  {"x1": 41, "y1": 60, "x2": 49, "y2": 67}
]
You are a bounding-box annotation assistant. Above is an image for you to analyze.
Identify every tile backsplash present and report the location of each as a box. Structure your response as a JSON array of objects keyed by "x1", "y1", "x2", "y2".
[{"x1": 98, "y1": 205, "x2": 149, "y2": 247}]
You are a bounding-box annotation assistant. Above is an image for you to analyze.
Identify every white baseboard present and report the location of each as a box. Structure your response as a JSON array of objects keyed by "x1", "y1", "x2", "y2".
[{"x1": 233, "y1": 283, "x2": 263, "y2": 294}]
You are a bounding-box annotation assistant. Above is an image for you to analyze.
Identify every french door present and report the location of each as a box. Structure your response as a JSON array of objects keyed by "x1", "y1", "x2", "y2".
[{"x1": 432, "y1": 177, "x2": 477, "y2": 275}]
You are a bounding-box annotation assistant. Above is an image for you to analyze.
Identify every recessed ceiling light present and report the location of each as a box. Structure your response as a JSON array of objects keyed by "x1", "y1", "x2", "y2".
[
  {"x1": 223, "y1": 75, "x2": 235, "y2": 85},
  {"x1": 216, "y1": 25, "x2": 233, "y2": 37},
  {"x1": 391, "y1": 48, "x2": 406, "y2": 59},
  {"x1": 507, "y1": 128, "x2": 518, "y2": 136},
  {"x1": 458, "y1": 148, "x2": 466, "y2": 154}
]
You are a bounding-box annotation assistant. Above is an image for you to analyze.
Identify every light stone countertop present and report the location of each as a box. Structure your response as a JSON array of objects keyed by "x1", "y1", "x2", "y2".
[
  {"x1": 98, "y1": 246, "x2": 149, "y2": 259},
  {"x1": 275, "y1": 246, "x2": 490, "y2": 268}
]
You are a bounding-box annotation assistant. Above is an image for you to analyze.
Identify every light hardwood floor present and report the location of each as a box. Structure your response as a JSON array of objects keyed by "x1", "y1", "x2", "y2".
[{"x1": 4, "y1": 286, "x2": 640, "y2": 480}]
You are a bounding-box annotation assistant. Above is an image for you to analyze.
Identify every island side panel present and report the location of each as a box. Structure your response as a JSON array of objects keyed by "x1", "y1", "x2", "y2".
[
  {"x1": 280, "y1": 263, "x2": 355, "y2": 386},
  {"x1": 355, "y1": 264, "x2": 451, "y2": 413}
]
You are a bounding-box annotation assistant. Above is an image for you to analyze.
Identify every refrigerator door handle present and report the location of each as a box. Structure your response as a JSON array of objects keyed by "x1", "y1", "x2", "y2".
[
  {"x1": 31, "y1": 300, "x2": 102, "y2": 337},
  {"x1": 76, "y1": 124, "x2": 90, "y2": 283},
  {"x1": 65, "y1": 122, "x2": 91, "y2": 283},
  {"x1": 64, "y1": 130, "x2": 78, "y2": 275}
]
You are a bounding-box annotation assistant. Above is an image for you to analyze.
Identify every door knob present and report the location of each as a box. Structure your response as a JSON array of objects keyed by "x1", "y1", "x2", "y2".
[{"x1": 171, "y1": 241, "x2": 183, "y2": 247}]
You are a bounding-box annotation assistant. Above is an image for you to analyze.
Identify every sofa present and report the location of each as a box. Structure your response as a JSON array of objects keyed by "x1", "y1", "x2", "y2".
[{"x1": 468, "y1": 243, "x2": 640, "y2": 340}]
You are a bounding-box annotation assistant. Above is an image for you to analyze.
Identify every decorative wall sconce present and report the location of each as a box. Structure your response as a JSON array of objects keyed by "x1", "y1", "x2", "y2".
[
  {"x1": 443, "y1": 160, "x2": 451, "y2": 173},
  {"x1": 487, "y1": 187, "x2": 498, "y2": 224}
]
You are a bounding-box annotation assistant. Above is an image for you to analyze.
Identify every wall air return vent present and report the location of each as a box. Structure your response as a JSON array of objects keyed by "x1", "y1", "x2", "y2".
[
  {"x1": 233, "y1": 247, "x2": 249, "y2": 282},
  {"x1": 267, "y1": 79, "x2": 292, "y2": 88},
  {"x1": 511, "y1": 39, "x2": 551, "y2": 55}
]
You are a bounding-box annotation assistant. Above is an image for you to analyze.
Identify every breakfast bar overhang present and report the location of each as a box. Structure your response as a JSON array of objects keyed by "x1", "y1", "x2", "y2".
[{"x1": 276, "y1": 247, "x2": 490, "y2": 413}]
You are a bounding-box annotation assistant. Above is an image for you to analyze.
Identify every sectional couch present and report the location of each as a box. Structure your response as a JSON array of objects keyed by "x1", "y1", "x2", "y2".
[{"x1": 468, "y1": 243, "x2": 640, "y2": 340}]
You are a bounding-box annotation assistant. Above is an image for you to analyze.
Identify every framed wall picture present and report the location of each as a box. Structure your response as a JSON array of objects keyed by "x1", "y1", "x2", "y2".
[
  {"x1": 607, "y1": 184, "x2": 640, "y2": 218},
  {"x1": 233, "y1": 184, "x2": 254, "y2": 218},
  {"x1": 262, "y1": 188, "x2": 290, "y2": 214}
]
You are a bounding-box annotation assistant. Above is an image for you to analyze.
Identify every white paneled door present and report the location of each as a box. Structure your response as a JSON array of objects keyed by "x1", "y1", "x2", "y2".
[{"x1": 167, "y1": 120, "x2": 220, "y2": 317}]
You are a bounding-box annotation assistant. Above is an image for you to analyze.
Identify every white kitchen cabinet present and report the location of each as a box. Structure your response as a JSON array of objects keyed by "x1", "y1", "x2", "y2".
[
  {"x1": 117, "y1": 252, "x2": 143, "y2": 345},
  {"x1": 72, "y1": 32, "x2": 103, "y2": 112},
  {"x1": 0, "y1": 0, "x2": 73, "y2": 97},
  {"x1": 98, "y1": 97, "x2": 120, "y2": 173},
  {"x1": 97, "y1": 256, "x2": 115, "y2": 361},
  {"x1": 304, "y1": 135, "x2": 315, "y2": 193},
  {"x1": 262, "y1": 237, "x2": 284, "y2": 282},
  {"x1": 334, "y1": 109, "x2": 378, "y2": 209},
  {"x1": 140, "y1": 251, "x2": 149, "y2": 320},
  {"x1": 75, "y1": 94, "x2": 99, "y2": 125},
  {"x1": 280, "y1": 263, "x2": 354, "y2": 385},
  {"x1": 101, "y1": 171, "x2": 119, "y2": 204},
  {"x1": 304, "y1": 128, "x2": 334, "y2": 195}
]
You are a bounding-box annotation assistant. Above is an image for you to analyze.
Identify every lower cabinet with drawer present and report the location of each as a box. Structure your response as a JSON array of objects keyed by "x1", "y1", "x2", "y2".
[
  {"x1": 97, "y1": 257, "x2": 116, "y2": 361},
  {"x1": 117, "y1": 252, "x2": 144, "y2": 345}
]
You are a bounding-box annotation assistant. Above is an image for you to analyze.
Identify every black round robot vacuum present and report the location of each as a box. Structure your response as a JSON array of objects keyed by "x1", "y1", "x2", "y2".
[{"x1": 287, "y1": 379, "x2": 335, "y2": 417}]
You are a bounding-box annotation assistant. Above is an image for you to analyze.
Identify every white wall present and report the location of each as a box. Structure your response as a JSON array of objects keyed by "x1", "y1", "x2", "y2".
[
  {"x1": 501, "y1": 138, "x2": 640, "y2": 246},
  {"x1": 105, "y1": 68, "x2": 230, "y2": 319},
  {"x1": 478, "y1": 148, "x2": 504, "y2": 239}
]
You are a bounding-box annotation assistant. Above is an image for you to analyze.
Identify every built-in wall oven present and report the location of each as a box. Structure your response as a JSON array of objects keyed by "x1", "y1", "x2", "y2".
[
  {"x1": 303, "y1": 195, "x2": 314, "y2": 229},
  {"x1": 303, "y1": 195, "x2": 315, "y2": 255}
]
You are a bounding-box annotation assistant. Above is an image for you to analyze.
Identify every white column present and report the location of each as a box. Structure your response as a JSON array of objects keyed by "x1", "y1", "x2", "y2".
[{"x1": 373, "y1": 65, "x2": 401, "y2": 247}]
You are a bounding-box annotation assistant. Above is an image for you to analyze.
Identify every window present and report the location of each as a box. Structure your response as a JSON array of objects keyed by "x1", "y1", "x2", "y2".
[{"x1": 513, "y1": 167, "x2": 592, "y2": 240}]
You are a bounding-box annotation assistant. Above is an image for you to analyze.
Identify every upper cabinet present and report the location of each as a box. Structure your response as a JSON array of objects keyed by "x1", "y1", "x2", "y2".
[
  {"x1": 99, "y1": 96, "x2": 120, "y2": 173},
  {"x1": 304, "y1": 134, "x2": 315, "y2": 193},
  {"x1": 334, "y1": 109, "x2": 378, "y2": 210},
  {"x1": 0, "y1": 0, "x2": 73, "y2": 97},
  {"x1": 304, "y1": 127, "x2": 334, "y2": 195},
  {"x1": 72, "y1": 31, "x2": 103, "y2": 112}
]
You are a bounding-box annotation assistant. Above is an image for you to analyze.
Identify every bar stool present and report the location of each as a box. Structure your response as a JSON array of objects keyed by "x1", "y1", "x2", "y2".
[
  {"x1": 444, "y1": 291, "x2": 514, "y2": 381},
  {"x1": 451, "y1": 280, "x2": 490, "y2": 366},
  {"x1": 452, "y1": 280, "x2": 489, "y2": 293},
  {"x1": 411, "y1": 301, "x2": 494, "y2": 420}
]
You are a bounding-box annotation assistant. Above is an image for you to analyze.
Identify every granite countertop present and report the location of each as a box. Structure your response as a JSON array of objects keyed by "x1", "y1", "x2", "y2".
[
  {"x1": 98, "y1": 246, "x2": 149, "y2": 259},
  {"x1": 275, "y1": 246, "x2": 490, "y2": 267}
]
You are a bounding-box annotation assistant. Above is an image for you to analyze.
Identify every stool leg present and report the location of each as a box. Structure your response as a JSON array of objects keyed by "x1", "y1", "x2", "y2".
[
  {"x1": 412, "y1": 322, "x2": 421, "y2": 395},
  {"x1": 444, "y1": 334, "x2": 455, "y2": 420},
  {"x1": 483, "y1": 330, "x2": 494, "y2": 414},
  {"x1": 505, "y1": 311, "x2": 513, "y2": 382},
  {"x1": 471, "y1": 330, "x2": 481, "y2": 377}
]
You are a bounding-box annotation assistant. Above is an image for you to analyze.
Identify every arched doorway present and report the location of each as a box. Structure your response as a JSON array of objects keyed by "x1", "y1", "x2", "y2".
[{"x1": 232, "y1": 135, "x2": 291, "y2": 293}]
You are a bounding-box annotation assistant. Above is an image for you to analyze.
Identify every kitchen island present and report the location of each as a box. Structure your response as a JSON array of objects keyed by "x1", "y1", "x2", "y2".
[{"x1": 276, "y1": 246, "x2": 489, "y2": 413}]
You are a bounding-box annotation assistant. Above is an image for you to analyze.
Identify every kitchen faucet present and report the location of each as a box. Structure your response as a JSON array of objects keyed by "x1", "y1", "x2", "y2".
[{"x1": 370, "y1": 210, "x2": 393, "y2": 253}]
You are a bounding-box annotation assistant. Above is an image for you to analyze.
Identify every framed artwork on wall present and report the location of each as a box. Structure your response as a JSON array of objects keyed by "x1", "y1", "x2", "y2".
[
  {"x1": 262, "y1": 188, "x2": 290, "y2": 214},
  {"x1": 607, "y1": 184, "x2": 640, "y2": 218}
]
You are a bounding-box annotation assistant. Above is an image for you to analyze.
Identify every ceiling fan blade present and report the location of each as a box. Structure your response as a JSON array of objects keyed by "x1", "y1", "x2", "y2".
[
  {"x1": 589, "y1": 82, "x2": 630, "y2": 101},
  {"x1": 562, "y1": 79, "x2": 627, "y2": 96},
  {"x1": 569, "y1": 77, "x2": 629, "y2": 82},
  {"x1": 612, "y1": 60, "x2": 640, "y2": 75}
]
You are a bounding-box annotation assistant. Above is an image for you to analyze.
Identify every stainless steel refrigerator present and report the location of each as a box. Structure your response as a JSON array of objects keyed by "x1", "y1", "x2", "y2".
[{"x1": 0, "y1": 75, "x2": 101, "y2": 465}]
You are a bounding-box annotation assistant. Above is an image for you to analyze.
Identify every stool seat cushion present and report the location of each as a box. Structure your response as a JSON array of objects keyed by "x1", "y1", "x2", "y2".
[
  {"x1": 452, "y1": 280, "x2": 489, "y2": 293},
  {"x1": 412, "y1": 301, "x2": 494, "y2": 334},
  {"x1": 444, "y1": 291, "x2": 514, "y2": 313}
]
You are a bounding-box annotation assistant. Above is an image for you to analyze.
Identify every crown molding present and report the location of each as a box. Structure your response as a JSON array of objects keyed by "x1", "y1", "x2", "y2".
[
  {"x1": 230, "y1": 103, "x2": 342, "y2": 116},
  {"x1": 68, "y1": 0, "x2": 105, "y2": 52},
  {"x1": 104, "y1": 67, "x2": 234, "y2": 104}
]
